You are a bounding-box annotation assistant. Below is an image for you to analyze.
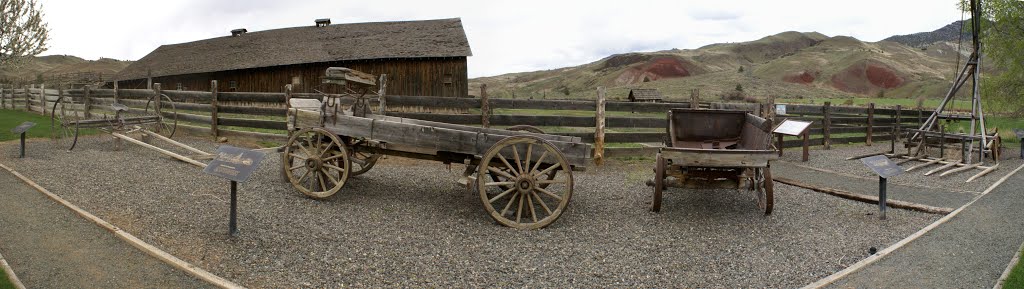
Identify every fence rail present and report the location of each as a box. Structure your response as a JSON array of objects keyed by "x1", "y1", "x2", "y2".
[{"x1": 0, "y1": 83, "x2": 926, "y2": 157}]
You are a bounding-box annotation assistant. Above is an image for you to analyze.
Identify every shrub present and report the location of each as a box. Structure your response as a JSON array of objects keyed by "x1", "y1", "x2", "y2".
[
  {"x1": 742, "y1": 95, "x2": 759, "y2": 103},
  {"x1": 843, "y1": 98, "x2": 854, "y2": 105},
  {"x1": 735, "y1": 84, "x2": 744, "y2": 91}
]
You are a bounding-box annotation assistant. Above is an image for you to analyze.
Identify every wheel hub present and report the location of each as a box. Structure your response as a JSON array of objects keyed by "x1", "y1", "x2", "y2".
[
  {"x1": 516, "y1": 176, "x2": 535, "y2": 193},
  {"x1": 305, "y1": 157, "x2": 323, "y2": 171}
]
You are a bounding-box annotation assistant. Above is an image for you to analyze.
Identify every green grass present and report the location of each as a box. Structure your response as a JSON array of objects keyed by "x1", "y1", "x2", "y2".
[
  {"x1": 778, "y1": 97, "x2": 945, "y2": 109},
  {"x1": 1005, "y1": 251, "x2": 1024, "y2": 289},
  {"x1": 0, "y1": 108, "x2": 101, "y2": 141},
  {"x1": 940, "y1": 116, "x2": 1024, "y2": 144},
  {"x1": 488, "y1": 108, "x2": 663, "y2": 118},
  {"x1": 0, "y1": 266, "x2": 15, "y2": 289}
]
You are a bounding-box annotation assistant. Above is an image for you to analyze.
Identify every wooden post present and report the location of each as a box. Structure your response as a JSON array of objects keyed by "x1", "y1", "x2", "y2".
[
  {"x1": 153, "y1": 83, "x2": 162, "y2": 133},
  {"x1": 83, "y1": 85, "x2": 92, "y2": 119},
  {"x1": 594, "y1": 87, "x2": 607, "y2": 166},
  {"x1": 866, "y1": 102, "x2": 874, "y2": 146},
  {"x1": 24, "y1": 86, "x2": 30, "y2": 111},
  {"x1": 1, "y1": 84, "x2": 5, "y2": 109},
  {"x1": 39, "y1": 84, "x2": 45, "y2": 115},
  {"x1": 377, "y1": 74, "x2": 388, "y2": 115},
  {"x1": 480, "y1": 84, "x2": 490, "y2": 128},
  {"x1": 690, "y1": 89, "x2": 699, "y2": 109},
  {"x1": 211, "y1": 80, "x2": 219, "y2": 138},
  {"x1": 113, "y1": 81, "x2": 120, "y2": 103},
  {"x1": 777, "y1": 134, "x2": 784, "y2": 157},
  {"x1": 802, "y1": 130, "x2": 810, "y2": 162},
  {"x1": 285, "y1": 84, "x2": 293, "y2": 137},
  {"x1": 917, "y1": 108, "x2": 924, "y2": 129},
  {"x1": 823, "y1": 101, "x2": 832, "y2": 150},
  {"x1": 895, "y1": 105, "x2": 902, "y2": 143}
]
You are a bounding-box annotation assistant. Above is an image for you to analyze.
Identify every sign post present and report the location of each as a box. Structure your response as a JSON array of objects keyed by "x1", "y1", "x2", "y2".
[
  {"x1": 1014, "y1": 129, "x2": 1024, "y2": 159},
  {"x1": 860, "y1": 155, "x2": 905, "y2": 220},
  {"x1": 202, "y1": 145, "x2": 266, "y2": 236},
  {"x1": 772, "y1": 119, "x2": 813, "y2": 162},
  {"x1": 11, "y1": 122, "x2": 36, "y2": 158}
]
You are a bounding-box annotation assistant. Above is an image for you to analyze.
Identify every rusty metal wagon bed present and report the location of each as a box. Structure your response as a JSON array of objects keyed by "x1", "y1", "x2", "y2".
[
  {"x1": 283, "y1": 68, "x2": 591, "y2": 229},
  {"x1": 650, "y1": 109, "x2": 778, "y2": 214}
]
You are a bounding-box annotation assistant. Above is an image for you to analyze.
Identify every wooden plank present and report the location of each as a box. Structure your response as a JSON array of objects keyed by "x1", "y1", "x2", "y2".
[
  {"x1": 659, "y1": 147, "x2": 778, "y2": 168},
  {"x1": 163, "y1": 90, "x2": 213, "y2": 102},
  {"x1": 111, "y1": 132, "x2": 206, "y2": 167},
  {"x1": 119, "y1": 89, "x2": 157, "y2": 99},
  {"x1": 140, "y1": 129, "x2": 211, "y2": 156},
  {"x1": 906, "y1": 158, "x2": 943, "y2": 171},
  {"x1": 966, "y1": 164, "x2": 999, "y2": 182},
  {"x1": 940, "y1": 163, "x2": 982, "y2": 177},
  {"x1": 480, "y1": 84, "x2": 490, "y2": 128},
  {"x1": 175, "y1": 112, "x2": 213, "y2": 125},
  {"x1": 218, "y1": 91, "x2": 285, "y2": 103},
  {"x1": 925, "y1": 161, "x2": 960, "y2": 176},
  {"x1": 217, "y1": 117, "x2": 286, "y2": 130},
  {"x1": 594, "y1": 87, "x2": 606, "y2": 166},
  {"x1": 210, "y1": 80, "x2": 219, "y2": 138},
  {"x1": 774, "y1": 177, "x2": 954, "y2": 214},
  {"x1": 867, "y1": 103, "x2": 874, "y2": 146}
]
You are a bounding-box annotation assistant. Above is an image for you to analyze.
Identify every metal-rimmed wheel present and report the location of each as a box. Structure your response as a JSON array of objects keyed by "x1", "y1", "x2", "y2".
[
  {"x1": 348, "y1": 147, "x2": 380, "y2": 176},
  {"x1": 144, "y1": 94, "x2": 178, "y2": 138},
  {"x1": 753, "y1": 166, "x2": 774, "y2": 215},
  {"x1": 50, "y1": 96, "x2": 80, "y2": 151},
  {"x1": 506, "y1": 125, "x2": 545, "y2": 134},
  {"x1": 284, "y1": 128, "x2": 351, "y2": 199},
  {"x1": 478, "y1": 135, "x2": 573, "y2": 229},
  {"x1": 652, "y1": 153, "x2": 666, "y2": 212}
]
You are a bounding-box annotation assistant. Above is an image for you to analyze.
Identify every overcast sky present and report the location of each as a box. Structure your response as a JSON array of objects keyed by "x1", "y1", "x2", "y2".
[{"x1": 39, "y1": 0, "x2": 963, "y2": 78}]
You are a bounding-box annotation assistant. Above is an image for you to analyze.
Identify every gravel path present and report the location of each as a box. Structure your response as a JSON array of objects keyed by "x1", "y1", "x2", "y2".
[
  {"x1": 1, "y1": 134, "x2": 942, "y2": 287},
  {"x1": 779, "y1": 142, "x2": 1023, "y2": 194},
  {"x1": 829, "y1": 163, "x2": 1024, "y2": 288},
  {"x1": 0, "y1": 161, "x2": 210, "y2": 288}
]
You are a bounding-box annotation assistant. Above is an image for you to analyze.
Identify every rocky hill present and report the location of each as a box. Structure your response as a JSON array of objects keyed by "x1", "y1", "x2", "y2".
[
  {"x1": 471, "y1": 21, "x2": 970, "y2": 102},
  {"x1": 0, "y1": 55, "x2": 132, "y2": 85},
  {"x1": 883, "y1": 20, "x2": 973, "y2": 48}
]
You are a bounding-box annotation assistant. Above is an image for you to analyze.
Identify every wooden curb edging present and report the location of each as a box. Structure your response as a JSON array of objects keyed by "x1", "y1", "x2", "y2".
[
  {"x1": 802, "y1": 162, "x2": 1024, "y2": 289},
  {"x1": 993, "y1": 241, "x2": 1024, "y2": 289},
  {"x1": 774, "y1": 177, "x2": 955, "y2": 215},
  {"x1": 0, "y1": 162, "x2": 245, "y2": 289},
  {"x1": 0, "y1": 252, "x2": 27, "y2": 289}
]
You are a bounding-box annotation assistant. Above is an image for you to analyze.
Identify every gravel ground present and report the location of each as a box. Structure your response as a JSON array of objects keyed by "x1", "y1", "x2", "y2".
[
  {"x1": 1, "y1": 134, "x2": 942, "y2": 288},
  {"x1": 779, "y1": 142, "x2": 1023, "y2": 194}
]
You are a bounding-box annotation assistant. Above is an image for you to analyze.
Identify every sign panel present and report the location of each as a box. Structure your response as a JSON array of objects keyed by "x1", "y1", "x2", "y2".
[
  {"x1": 773, "y1": 119, "x2": 813, "y2": 136},
  {"x1": 775, "y1": 104, "x2": 787, "y2": 116},
  {"x1": 203, "y1": 145, "x2": 267, "y2": 183},
  {"x1": 1014, "y1": 128, "x2": 1024, "y2": 139},
  {"x1": 11, "y1": 121, "x2": 36, "y2": 134},
  {"x1": 860, "y1": 155, "x2": 905, "y2": 178}
]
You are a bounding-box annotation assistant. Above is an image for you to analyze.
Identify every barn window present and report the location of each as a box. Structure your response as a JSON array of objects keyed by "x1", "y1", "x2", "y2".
[
  {"x1": 443, "y1": 74, "x2": 453, "y2": 85},
  {"x1": 292, "y1": 76, "x2": 302, "y2": 85},
  {"x1": 228, "y1": 80, "x2": 238, "y2": 91},
  {"x1": 176, "y1": 83, "x2": 183, "y2": 90}
]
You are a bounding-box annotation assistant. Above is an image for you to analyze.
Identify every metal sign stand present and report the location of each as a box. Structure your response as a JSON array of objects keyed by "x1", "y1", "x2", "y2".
[
  {"x1": 1015, "y1": 129, "x2": 1024, "y2": 159},
  {"x1": 11, "y1": 122, "x2": 36, "y2": 158},
  {"x1": 860, "y1": 155, "x2": 905, "y2": 220},
  {"x1": 202, "y1": 145, "x2": 266, "y2": 236}
]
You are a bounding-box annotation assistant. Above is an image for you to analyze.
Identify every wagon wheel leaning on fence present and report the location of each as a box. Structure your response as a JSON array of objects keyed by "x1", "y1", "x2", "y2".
[
  {"x1": 476, "y1": 135, "x2": 574, "y2": 229},
  {"x1": 50, "y1": 94, "x2": 81, "y2": 150}
]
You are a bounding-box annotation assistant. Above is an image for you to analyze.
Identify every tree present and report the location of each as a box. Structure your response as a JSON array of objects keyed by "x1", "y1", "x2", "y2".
[
  {"x1": 0, "y1": 0, "x2": 49, "y2": 68},
  {"x1": 969, "y1": 0, "x2": 1024, "y2": 115}
]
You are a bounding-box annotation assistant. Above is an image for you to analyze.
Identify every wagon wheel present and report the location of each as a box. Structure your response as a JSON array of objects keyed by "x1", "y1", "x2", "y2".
[
  {"x1": 506, "y1": 125, "x2": 545, "y2": 134},
  {"x1": 753, "y1": 166, "x2": 774, "y2": 215},
  {"x1": 478, "y1": 135, "x2": 573, "y2": 229},
  {"x1": 50, "y1": 96, "x2": 80, "y2": 151},
  {"x1": 652, "y1": 153, "x2": 666, "y2": 212},
  {"x1": 144, "y1": 94, "x2": 178, "y2": 138},
  {"x1": 346, "y1": 143, "x2": 380, "y2": 176},
  {"x1": 284, "y1": 128, "x2": 351, "y2": 199}
]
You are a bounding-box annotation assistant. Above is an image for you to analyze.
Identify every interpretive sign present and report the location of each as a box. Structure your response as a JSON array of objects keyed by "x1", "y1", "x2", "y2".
[
  {"x1": 775, "y1": 104, "x2": 787, "y2": 116},
  {"x1": 11, "y1": 121, "x2": 35, "y2": 134},
  {"x1": 860, "y1": 155, "x2": 905, "y2": 178},
  {"x1": 1014, "y1": 128, "x2": 1024, "y2": 140},
  {"x1": 203, "y1": 145, "x2": 266, "y2": 182},
  {"x1": 773, "y1": 119, "x2": 812, "y2": 136}
]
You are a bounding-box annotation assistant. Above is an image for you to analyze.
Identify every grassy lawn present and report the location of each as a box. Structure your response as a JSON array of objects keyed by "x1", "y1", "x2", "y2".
[
  {"x1": 0, "y1": 268, "x2": 13, "y2": 289},
  {"x1": 0, "y1": 108, "x2": 60, "y2": 141},
  {"x1": 1005, "y1": 251, "x2": 1024, "y2": 289},
  {"x1": 778, "y1": 97, "x2": 945, "y2": 109}
]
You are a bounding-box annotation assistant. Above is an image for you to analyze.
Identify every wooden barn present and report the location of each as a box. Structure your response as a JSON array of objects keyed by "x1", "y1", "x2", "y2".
[
  {"x1": 628, "y1": 88, "x2": 662, "y2": 103},
  {"x1": 112, "y1": 18, "x2": 472, "y2": 97}
]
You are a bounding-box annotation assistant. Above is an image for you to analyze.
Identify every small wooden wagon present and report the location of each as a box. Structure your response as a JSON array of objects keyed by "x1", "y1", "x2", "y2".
[
  {"x1": 651, "y1": 109, "x2": 778, "y2": 214},
  {"x1": 283, "y1": 68, "x2": 591, "y2": 229}
]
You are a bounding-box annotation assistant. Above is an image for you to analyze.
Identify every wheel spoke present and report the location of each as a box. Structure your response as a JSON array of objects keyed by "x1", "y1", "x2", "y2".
[
  {"x1": 536, "y1": 162, "x2": 563, "y2": 178},
  {"x1": 537, "y1": 187, "x2": 563, "y2": 201},
  {"x1": 532, "y1": 192, "x2": 553, "y2": 215},
  {"x1": 288, "y1": 164, "x2": 305, "y2": 171},
  {"x1": 319, "y1": 141, "x2": 335, "y2": 158},
  {"x1": 297, "y1": 139, "x2": 314, "y2": 158},
  {"x1": 496, "y1": 153, "x2": 519, "y2": 177},
  {"x1": 298, "y1": 169, "x2": 311, "y2": 184},
  {"x1": 324, "y1": 164, "x2": 346, "y2": 172},
  {"x1": 527, "y1": 192, "x2": 537, "y2": 223},
  {"x1": 484, "y1": 181, "x2": 515, "y2": 187},
  {"x1": 511, "y1": 145, "x2": 524, "y2": 175},
  {"x1": 323, "y1": 153, "x2": 345, "y2": 161},
  {"x1": 516, "y1": 190, "x2": 525, "y2": 223},
  {"x1": 488, "y1": 187, "x2": 516, "y2": 203},
  {"x1": 322, "y1": 168, "x2": 340, "y2": 186},
  {"x1": 317, "y1": 171, "x2": 328, "y2": 192},
  {"x1": 524, "y1": 143, "x2": 533, "y2": 176},
  {"x1": 487, "y1": 166, "x2": 516, "y2": 180},
  {"x1": 288, "y1": 152, "x2": 307, "y2": 160},
  {"x1": 530, "y1": 151, "x2": 549, "y2": 174},
  {"x1": 536, "y1": 178, "x2": 567, "y2": 185},
  {"x1": 501, "y1": 192, "x2": 519, "y2": 216}
]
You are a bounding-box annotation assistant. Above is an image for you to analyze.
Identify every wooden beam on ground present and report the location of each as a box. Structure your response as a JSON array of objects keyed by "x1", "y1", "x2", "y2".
[
  {"x1": 139, "y1": 129, "x2": 211, "y2": 156},
  {"x1": 940, "y1": 163, "x2": 983, "y2": 177},
  {"x1": 846, "y1": 151, "x2": 886, "y2": 160},
  {"x1": 111, "y1": 132, "x2": 207, "y2": 168},
  {"x1": 774, "y1": 177, "x2": 954, "y2": 215},
  {"x1": 966, "y1": 164, "x2": 999, "y2": 183},
  {"x1": 906, "y1": 158, "x2": 944, "y2": 172},
  {"x1": 925, "y1": 161, "x2": 961, "y2": 176},
  {"x1": 896, "y1": 156, "x2": 924, "y2": 165}
]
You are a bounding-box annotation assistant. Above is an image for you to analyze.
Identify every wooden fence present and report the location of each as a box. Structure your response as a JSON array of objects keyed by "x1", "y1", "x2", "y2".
[{"x1": 0, "y1": 83, "x2": 924, "y2": 157}]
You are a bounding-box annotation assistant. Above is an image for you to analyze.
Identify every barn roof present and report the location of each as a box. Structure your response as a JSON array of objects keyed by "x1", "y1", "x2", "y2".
[
  {"x1": 629, "y1": 88, "x2": 662, "y2": 100},
  {"x1": 114, "y1": 18, "x2": 472, "y2": 81}
]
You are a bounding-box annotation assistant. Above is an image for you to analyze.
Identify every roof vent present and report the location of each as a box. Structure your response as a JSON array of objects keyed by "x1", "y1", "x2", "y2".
[
  {"x1": 315, "y1": 18, "x2": 331, "y2": 27},
  {"x1": 231, "y1": 28, "x2": 247, "y2": 36}
]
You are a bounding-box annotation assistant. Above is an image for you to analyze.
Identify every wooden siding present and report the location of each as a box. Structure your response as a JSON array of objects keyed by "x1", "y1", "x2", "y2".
[{"x1": 115, "y1": 57, "x2": 468, "y2": 97}]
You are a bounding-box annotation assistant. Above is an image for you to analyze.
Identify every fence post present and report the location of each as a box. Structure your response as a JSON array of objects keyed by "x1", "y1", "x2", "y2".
[
  {"x1": 84, "y1": 85, "x2": 92, "y2": 118},
  {"x1": 24, "y1": 86, "x2": 30, "y2": 111},
  {"x1": 377, "y1": 74, "x2": 388, "y2": 115},
  {"x1": 895, "y1": 105, "x2": 902, "y2": 142},
  {"x1": 690, "y1": 88, "x2": 699, "y2": 109},
  {"x1": 39, "y1": 84, "x2": 45, "y2": 115},
  {"x1": 113, "y1": 81, "x2": 120, "y2": 103},
  {"x1": 823, "y1": 101, "x2": 832, "y2": 149},
  {"x1": 153, "y1": 83, "x2": 162, "y2": 133},
  {"x1": 594, "y1": 87, "x2": 607, "y2": 166},
  {"x1": 211, "y1": 80, "x2": 219, "y2": 138},
  {"x1": 479, "y1": 84, "x2": 490, "y2": 128},
  {"x1": 285, "y1": 84, "x2": 293, "y2": 138},
  {"x1": 1, "y1": 84, "x2": 5, "y2": 109},
  {"x1": 866, "y1": 102, "x2": 874, "y2": 146}
]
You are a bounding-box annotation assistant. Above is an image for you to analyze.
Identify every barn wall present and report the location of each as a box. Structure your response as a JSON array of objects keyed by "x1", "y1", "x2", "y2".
[{"x1": 116, "y1": 57, "x2": 468, "y2": 97}]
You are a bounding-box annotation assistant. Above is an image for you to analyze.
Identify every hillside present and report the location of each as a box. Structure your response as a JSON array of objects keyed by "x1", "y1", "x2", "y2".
[
  {"x1": 470, "y1": 22, "x2": 970, "y2": 102},
  {"x1": 883, "y1": 20, "x2": 974, "y2": 48},
  {"x1": 0, "y1": 55, "x2": 132, "y2": 85}
]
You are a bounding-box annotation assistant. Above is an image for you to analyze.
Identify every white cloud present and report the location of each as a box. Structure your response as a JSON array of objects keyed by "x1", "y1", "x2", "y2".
[{"x1": 39, "y1": 0, "x2": 962, "y2": 77}]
